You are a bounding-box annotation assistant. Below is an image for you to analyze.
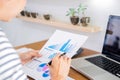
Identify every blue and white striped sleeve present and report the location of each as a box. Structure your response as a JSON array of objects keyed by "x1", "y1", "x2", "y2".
[{"x1": 0, "y1": 28, "x2": 28, "y2": 80}]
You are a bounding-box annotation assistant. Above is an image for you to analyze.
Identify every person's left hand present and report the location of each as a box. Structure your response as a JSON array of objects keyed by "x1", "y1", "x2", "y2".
[{"x1": 19, "y1": 50, "x2": 42, "y2": 65}]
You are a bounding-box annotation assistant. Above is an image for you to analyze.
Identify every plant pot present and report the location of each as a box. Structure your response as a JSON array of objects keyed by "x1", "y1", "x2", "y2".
[
  {"x1": 80, "y1": 17, "x2": 90, "y2": 26},
  {"x1": 43, "y1": 14, "x2": 50, "y2": 20},
  {"x1": 70, "y1": 16, "x2": 79, "y2": 25},
  {"x1": 31, "y1": 12, "x2": 38, "y2": 18},
  {"x1": 25, "y1": 11, "x2": 31, "y2": 17},
  {"x1": 20, "y1": 11, "x2": 25, "y2": 16}
]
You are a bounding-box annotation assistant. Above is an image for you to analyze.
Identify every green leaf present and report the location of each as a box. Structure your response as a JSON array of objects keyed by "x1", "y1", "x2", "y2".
[
  {"x1": 66, "y1": 8, "x2": 77, "y2": 16},
  {"x1": 77, "y1": 3, "x2": 87, "y2": 15}
]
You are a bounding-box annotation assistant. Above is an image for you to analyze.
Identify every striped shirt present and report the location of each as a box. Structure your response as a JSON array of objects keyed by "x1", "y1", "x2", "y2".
[{"x1": 0, "y1": 28, "x2": 28, "y2": 80}]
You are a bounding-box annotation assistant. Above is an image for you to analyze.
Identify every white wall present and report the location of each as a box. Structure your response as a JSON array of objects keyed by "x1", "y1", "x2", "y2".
[{"x1": 0, "y1": 0, "x2": 120, "y2": 52}]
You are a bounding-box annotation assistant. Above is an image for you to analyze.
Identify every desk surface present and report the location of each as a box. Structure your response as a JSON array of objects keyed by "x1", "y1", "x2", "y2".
[{"x1": 16, "y1": 40, "x2": 98, "y2": 80}]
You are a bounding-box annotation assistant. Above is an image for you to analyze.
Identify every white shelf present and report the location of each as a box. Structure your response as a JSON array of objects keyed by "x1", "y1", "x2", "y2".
[{"x1": 17, "y1": 16, "x2": 102, "y2": 33}]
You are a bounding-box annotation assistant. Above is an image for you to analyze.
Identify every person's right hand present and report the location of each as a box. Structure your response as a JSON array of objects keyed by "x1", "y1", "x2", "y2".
[{"x1": 48, "y1": 53, "x2": 71, "y2": 80}]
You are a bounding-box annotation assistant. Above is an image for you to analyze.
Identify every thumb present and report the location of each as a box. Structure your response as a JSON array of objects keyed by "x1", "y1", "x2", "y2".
[
  {"x1": 32, "y1": 50, "x2": 42, "y2": 57},
  {"x1": 29, "y1": 51, "x2": 41, "y2": 57}
]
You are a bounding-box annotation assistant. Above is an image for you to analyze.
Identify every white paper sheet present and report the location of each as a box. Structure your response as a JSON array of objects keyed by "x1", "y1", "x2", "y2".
[
  {"x1": 21, "y1": 30, "x2": 88, "y2": 80},
  {"x1": 17, "y1": 47, "x2": 75, "y2": 80},
  {"x1": 37, "y1": 30, "x2": 88, "y2": 63}
]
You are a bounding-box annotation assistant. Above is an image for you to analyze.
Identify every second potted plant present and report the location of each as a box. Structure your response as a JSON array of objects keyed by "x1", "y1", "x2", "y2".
[{"x1": 77, "y1": 4, "x2": 90, "y2": 26}]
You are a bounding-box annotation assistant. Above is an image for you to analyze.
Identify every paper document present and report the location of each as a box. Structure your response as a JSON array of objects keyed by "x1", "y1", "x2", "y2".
[
  {"x1": 22, "y1": 30, "x2": 88, "y2": 80},
  {"x1": 37, "y1": 30, "x2": 88, "y2": 63}
]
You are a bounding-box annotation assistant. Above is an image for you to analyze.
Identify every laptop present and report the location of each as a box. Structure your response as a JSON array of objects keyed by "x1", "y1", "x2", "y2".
[{"x1": 71, "y1": 15, "x2": 120, "y2": 80}]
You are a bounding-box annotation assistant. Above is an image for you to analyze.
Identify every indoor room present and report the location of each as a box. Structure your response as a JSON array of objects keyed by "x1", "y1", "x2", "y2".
[{"x1": 0, "y1": 0, "x2": 120, "y2": 80}]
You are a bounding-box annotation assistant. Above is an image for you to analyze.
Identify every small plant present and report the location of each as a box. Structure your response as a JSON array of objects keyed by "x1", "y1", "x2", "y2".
[
  {"x1": 77, "y1": 4, "x2": 87, "y2": 16},
  {"x1": 66, "y1": 4, "x2": 88, "y2": 25},
  {"x1": 66, "y1": 8, "x2": 77, "y2": 17},
  {"x1": 43, "y1": 14, "x2": 51, "y2": 20},
  {"x1": 66, "y1": 8, "x2": 79, "y2": 25}
]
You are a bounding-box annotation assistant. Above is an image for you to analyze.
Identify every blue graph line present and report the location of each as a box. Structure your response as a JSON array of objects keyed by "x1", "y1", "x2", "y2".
[
  {"x1": 59, "y1": 39, "x2": 71, "y2": 52},
  {"x1": 48, "y1": 39, "x2": 75, "y2": 53},
  {"x1": 48, "y1": 44, "x2": 59, "y2": 50},
  {"x1": 48, "y1": 53, "x2": 56, "y2": 59}
]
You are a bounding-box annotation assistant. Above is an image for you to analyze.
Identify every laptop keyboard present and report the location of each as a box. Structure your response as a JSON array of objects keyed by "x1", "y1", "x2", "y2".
[{"x1": 85, "y1": 56, "x2": 120, "y2": 78}]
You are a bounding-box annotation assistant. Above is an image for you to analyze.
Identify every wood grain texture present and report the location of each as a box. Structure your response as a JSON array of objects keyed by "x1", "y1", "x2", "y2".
[{"x1": 17, "y1": 16, "x2": 101, "y2": 33}]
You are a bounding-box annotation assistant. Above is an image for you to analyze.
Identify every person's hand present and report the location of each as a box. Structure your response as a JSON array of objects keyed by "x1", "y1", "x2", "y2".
[
  {"x1": 48, "y1": 53, "x2": 71, "y2": 80},
  {"x1": 19, "y1": 50, "x2": 42, "y2": 65}
]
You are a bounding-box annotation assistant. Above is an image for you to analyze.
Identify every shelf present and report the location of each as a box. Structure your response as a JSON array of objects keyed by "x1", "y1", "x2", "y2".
[{"x1": 16, "y1": 16, "x2": 102, "y2": 33}]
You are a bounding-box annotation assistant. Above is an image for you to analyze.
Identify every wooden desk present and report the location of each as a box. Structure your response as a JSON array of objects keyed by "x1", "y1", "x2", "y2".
[{"x1": 16, "y1": 40, "x2": 98, "y2": 80}]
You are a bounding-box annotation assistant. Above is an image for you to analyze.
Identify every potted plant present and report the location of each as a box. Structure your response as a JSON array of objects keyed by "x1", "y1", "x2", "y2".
[
  {"x1": 31, "y1": 12, "x2": 38, "y2": 18},
  {"x1": 25, "y1": 11, "x2": 31, "y2": 17},
  {"x1": 77, "y1": 4, "x2": 90, "y2": 26},
  {"x1": 66, "y1": 8, "x2": 79, "y2": 25},
  {"x1": 20, "y1": 10, "x2": 25, "y2": 16},
  {"x1": 43, "y1": 14, "x2": 51, "y2": 20}
]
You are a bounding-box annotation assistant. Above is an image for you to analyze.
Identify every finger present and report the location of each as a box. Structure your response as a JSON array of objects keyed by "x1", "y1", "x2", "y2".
[
  {"x1": 29, "y1": 52, "x2": 41, "y2": 58},
  {"x1": 53, "y1": 53, "x2": 61, "y2": 59},
  {"x1": 30, "y1": 50, "x2": 39, "y2": 53},
  {"x1": 59, "y1": 56, "x2": 64, "y2": 63},
  {"x1": 63, "y1": 55, "x2": 68, "y2": 60},
  {"x1": 34, "y1": 52, "x2": 41, "y2": 57},
  {"x1": 67, "y1": 58, "x2": 71, "y2": 65},
  {"x1": 51, "y1": 54, "x2": 61, "y2": 66},
  {"x1": 62, "y1": 56, "x2": 71, "y2": 64},
  {"x1": 38, "y1": 54, "x2": 42, "y2": 57},
  {"x1": 32, "y1": 50, "x2": 39, "y2": 53}
]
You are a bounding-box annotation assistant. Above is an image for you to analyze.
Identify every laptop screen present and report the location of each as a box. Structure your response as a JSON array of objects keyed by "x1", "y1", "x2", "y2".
[{"x1": 102, "y1": 15, "x2": 120, "y2": 62}]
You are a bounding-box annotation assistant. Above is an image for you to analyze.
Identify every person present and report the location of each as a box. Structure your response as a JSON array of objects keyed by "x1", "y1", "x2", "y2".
[{"x1": 0, "y1": 0, "x2": 71, "y2": 80}]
